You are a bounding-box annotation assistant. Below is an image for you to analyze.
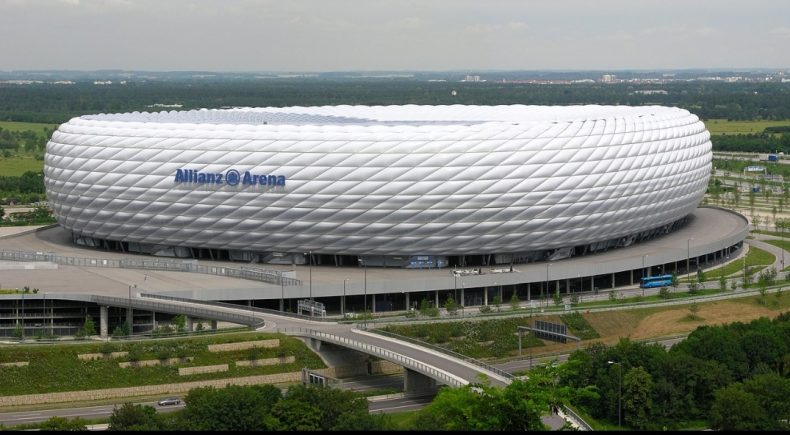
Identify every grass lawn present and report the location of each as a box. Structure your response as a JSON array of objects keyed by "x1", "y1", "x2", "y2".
[
  {"x1": 705, "y1": 119, "x2": 790, "y2": 135},
  {"x1": 0, "y1": 331, "x2": 325, "y2": 396},
  {"x1": 0, "y1": 155, "x2": 44, "y2": 176},
  {"x1": 378, "y1": 289, "x2": 790, "y2": 361},
  {"x1": 0, "y1": 121, "x2": 57, "y2": 134},
  {"x1": 685, "y1": 245, "x2": 774, "y2": 280}
]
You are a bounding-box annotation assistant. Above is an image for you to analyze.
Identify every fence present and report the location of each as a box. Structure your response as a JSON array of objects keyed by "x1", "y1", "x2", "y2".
[
  {"x1": 360, "y1": 326, "x2": 516, "y2": 383},
  {"x1": 562, "y1": 405, "x2": 593, "y2": 431},
  {"x1": 278, "y1": 327, "x2": 467, "y2": 388},
  {"x1": 0, "y1": 249, "x2": 301, "y2": 286},
  {"x1": 91, "y1": 295, "x2": 260, "y2": 326},
  {"x1": 139, "y1": 293, "x2": 335, "y2": 322}
]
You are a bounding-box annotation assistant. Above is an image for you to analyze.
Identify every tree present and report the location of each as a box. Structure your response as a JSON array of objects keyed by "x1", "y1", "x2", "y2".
[
  {"x1": 12, "y1": 322, "x2": 23, "y2": 339},
  {"x1": 552, "y1": 289, "x2": 563, "y2": 307},
  {"x1": 671, "y1": 273, "x2": 678, "y2": 290},
  {"x1": 687, "y1": 278, "x2": 699, "y2": 295},
  {"x1": 183, "y1": 384, "x2": 282, "y2": 431},
  {"x1": 688, "y1": 302, "x2": 701, "y2": 320},
  {"x1": 271, "y1": 384, "x2": 382, "y2": 431},
  {"x1": 108, "y1": 403, "x2": 160, "y2": 431},
  {"x1": 658, "y1": 287, "x2": 670, "y2": 299},
  {"x1": 623, "y1": 367, "x2": 654, "y2": 430},
  {"x1": 444, "y1": 295, "x2": 458, "y2": 315},
  {"x1": 492, "y1": 294, "x2": 502, "y2": 311},
  {"x1": 38, "y1": 416, "x2": 88, "y2": 431},
  {"x1": 171, "y1": 314, "x2": 186, "y2": 333},
  {"x1": 509, "y1": 291, "x2": 520, "y2": 311},
  {"x1": 81, "y1": 316, "x2": 95, "y2": 337},
  {"x1": 414, "y1": 379, "x2": 551, "y2": 431},
  {"x1": 709, "y1": 384, "x2": 768, "y2": 431},
  {"x1": 719, "y1": 273, "x2": 727, "y2": 292},
  {"x1": 113, "y1": 321, "x2": 131, "y2": 337}
]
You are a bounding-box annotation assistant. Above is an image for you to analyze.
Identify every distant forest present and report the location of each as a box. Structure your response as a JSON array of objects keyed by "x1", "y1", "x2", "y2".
[{"x1": 1, "y1": 80, "x2": 789, "y2": 124}]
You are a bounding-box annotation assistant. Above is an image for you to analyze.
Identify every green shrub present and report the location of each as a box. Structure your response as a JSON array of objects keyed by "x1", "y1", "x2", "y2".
[
  {"x1": 659, "y1": 287, "x2": 671, "y2": 299},
  {"x1": 479, "y1": 305, "x2": 492, "y2": 314}
]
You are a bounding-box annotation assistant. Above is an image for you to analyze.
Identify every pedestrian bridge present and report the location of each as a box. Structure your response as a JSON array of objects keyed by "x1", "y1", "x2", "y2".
[{"x1": 88, "y1": 293, "x2": 513, "y2": 390}]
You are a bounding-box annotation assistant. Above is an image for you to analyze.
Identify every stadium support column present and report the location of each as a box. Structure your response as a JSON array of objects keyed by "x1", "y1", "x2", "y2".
[
  {"x1": 484, "y1": 286, "x2": 488, "y2": 305},
  {"x1": 435, "y1": 290, "x2": 439, "y2": 309},
  {"x1": 630, "y1": 269, "x2": 633, "y2": 285},
  {"x1": 100, "y1": 306, "x2": 108, "y2": 338},
  {"x1": 404, "y1": 292, "x2": 409, "y2": 311},
  {"x1": 527, "y1": 283, "x2": 531, "y2": 301},
  {"x1": 372, "y1": 294, "x2": 377, "y2": 313},
  {"x1": 590, "y1": 276, "x2": 594, "y2": 292},
  {"x1": 611, "y1": 273, "x2": 616, "y2": 289},
  {"x1": 185, "y1": 316, "x2": 193, "y2": 332},
  {"x1": 566, "y1": 278, "x2": 570, "y2": 295}
]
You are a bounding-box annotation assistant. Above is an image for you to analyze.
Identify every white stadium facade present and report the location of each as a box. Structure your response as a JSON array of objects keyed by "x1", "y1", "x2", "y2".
[{"x1": 44, "y1": 105, "x2": 715, "y2": 271}]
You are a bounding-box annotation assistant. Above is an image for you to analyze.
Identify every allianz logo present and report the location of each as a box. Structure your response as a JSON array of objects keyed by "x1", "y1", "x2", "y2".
[{"x1": 174, "y1": 169, "x2": 286, "y2": 186}]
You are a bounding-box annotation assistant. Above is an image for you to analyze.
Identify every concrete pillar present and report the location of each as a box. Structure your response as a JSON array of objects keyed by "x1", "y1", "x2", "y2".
[
  {"x1": 611, "y1": 273, "x2": 616, "y2": 289},
  {"x1": 372, "y1": 294, "x2": 377, "y2": 313},
  {"x1": 555, "y1": 280, "x2": 560, "y2": 295},
  {"x1": 280, "y1": 298, "x2": 285, "y2": 312},
  {"x1": 185, "y1": 316, "x2": 193, "y2": 332},
  {"x1": 126, "y1": 307, "x2": 133, "y2": 330},
  {"x1": 484, "y1": 287, "x2": 488, "y2": 305},
  {"x1": 152, "y1": 311, "x2": 156, "y2": 330},
  {"x1": 404, "y1": 292, "x2": 410, "y2": 311},
  {"x1": 99, "y1": 306, "x2": 108, "y2": 338},
  {"x1": 210, "y1": 320, "x2": 217, "y2": 330},
  {"x1": 460, "y1": 288, "x2": 465, "y2": 306},
  {"x1": 435, "y1": 290, "x2": 439, "y2": 308},
  {"x1": 527, "y1": 283, "x2": 531, "y2": 301},
  {"x1": 630, "y1": 269, "x2": 634, "y2": 285},
  {"x1": 566, "y1": 279, "x2": 570, "y2": 294},
  {"x1": 404, "y1": 368, "x2": 438, "y2": 395},
  {"x1": 591, "y1": 276, "x2": 595, "y2": 292}
]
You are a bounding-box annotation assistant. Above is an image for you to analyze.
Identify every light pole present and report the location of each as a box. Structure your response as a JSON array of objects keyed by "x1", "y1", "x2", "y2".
[
  {"x1": 280, "y1": 279, "x2": 285, "y2": 313},
  {"x1": 642, "y1": 254, "x2": 647, "y2": 297},
  {"x1": 608, "y1": 361, "x2": 622, "y2": 427},
  {"x1": 545, "y1": 263, "x2": 551, "y2": 307},
  {"x1": 304, "y1": 251, "x2": 313, "y2": 301},
  {"x1": 687, "y1": 238, "x2": 693, "y2": 281},
  {"x1": 342, "y1": 278, "x2": 348, "y2": 316},
  {"x1": 358, "y1": 258, "x2": 367, "y2": 324}
]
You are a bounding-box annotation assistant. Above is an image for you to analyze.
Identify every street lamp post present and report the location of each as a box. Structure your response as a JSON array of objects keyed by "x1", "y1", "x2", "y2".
[
  {"x1": 342, "y1": 278, "x2": 348, "y2": 316},
  {"x1": 280, "y1": 279, "x2": 285, "y2": 313},
  {"x1": 687, "y1": 238, "x2": 693, "y2": 281},
  {"x1": 642, "y1": 254, "x2": 647, "y2": 297},
  {"x1": 608, "y1": 361, "x2": 622, "y2": 427},
  {"x1": 545, "y1": 263, "x2": 551, "y2": 307},
  {"x1": 358, "y1": 258, "x2": 367, "y2": 325},
  {"x1": 305, "y1": 251, "x2": 313, "y2": 301}
]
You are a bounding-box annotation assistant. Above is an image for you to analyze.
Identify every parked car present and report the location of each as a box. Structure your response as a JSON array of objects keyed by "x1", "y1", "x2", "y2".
[{"x1": 157, "y1": 397, "x2": 181, "y2": 406}]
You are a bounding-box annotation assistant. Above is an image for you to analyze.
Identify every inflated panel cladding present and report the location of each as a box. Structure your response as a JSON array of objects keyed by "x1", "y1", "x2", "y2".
[{"x1": 44, "y1": 105, "x2": 711, "y2": 255}]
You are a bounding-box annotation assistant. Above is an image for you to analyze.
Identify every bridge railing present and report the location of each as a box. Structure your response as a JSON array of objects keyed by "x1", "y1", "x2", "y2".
[
  {"x1": 91, "y1": 295, "x2": 260, "y2": 326},
  {"x1": 364, "y1": 326, "x2": 516, "y2": 382},
  {"x1": 0, "y1": 249, "x2": 301, "y2": 286},
  {"x1": 277, "y1": 327, "x2": 467, "y2": 388},
  {"x1": 562, "y1": 405, "x2": 593, "y2": 431},
  {"x1": 138, "y1": 293, "x2": 335, "y2": 322}
]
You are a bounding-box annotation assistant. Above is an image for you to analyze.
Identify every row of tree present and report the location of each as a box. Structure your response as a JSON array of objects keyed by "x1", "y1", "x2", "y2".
[
  {"x1": 562, "y1": 312, "x2": 790, "y2": 430},
  {"x1": 2, "y1": 81, "x2": 789, "y2": 124}
]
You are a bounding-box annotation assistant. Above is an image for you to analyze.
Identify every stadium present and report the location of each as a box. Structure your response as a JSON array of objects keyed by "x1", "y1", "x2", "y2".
[{"x1": 44, "y1": 105, "x2": 713, "y2": 269}]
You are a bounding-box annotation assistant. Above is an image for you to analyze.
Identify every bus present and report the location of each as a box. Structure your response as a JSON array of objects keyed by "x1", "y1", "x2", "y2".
[{"x1": 640, "y1": 274, "x2": 674, "y2": 288}]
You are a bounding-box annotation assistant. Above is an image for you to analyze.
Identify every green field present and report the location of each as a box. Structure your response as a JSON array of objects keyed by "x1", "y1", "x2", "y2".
[
  {"x1": 0, "y1": 121, "x2": 57, "y2": 134},
  {"x1": 0, "y1": 155, "x2": 43, "y2": 176},
  {"x1": 0, "y1": 331, "x2": 325, "y2": 396},
  {"x1": 705, "y1": 119, "x2": 790, "y2": 135}
]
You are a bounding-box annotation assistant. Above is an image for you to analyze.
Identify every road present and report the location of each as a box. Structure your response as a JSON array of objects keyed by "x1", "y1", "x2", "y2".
[{"x1": 0, "y1": 374, "x2": 418, "y2": 427}]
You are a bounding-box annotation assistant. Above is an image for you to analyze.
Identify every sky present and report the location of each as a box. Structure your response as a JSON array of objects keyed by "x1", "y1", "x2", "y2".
[{"x1": 1, "y1": 0, "x2": 789, "y2": 72}]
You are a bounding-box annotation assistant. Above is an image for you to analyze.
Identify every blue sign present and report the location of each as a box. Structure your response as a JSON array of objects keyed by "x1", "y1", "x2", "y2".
[{"x1": 174, "y1": 169, "x2": 286, "y2": 186}]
